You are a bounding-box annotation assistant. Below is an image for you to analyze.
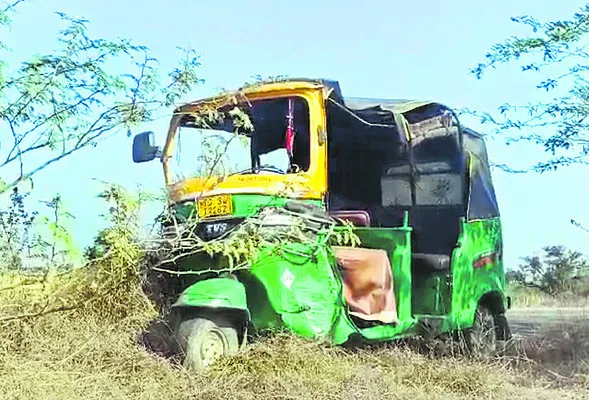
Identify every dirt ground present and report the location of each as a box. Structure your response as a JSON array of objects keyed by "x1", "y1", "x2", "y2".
[{"x1": 507, "y1": 307, "x2": 589, "y2": 338}]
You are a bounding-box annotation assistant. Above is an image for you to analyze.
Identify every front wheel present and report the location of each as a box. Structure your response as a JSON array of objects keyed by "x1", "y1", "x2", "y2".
[{"x1": 175, "y1": 317, "x2": 239, "y2": 369}]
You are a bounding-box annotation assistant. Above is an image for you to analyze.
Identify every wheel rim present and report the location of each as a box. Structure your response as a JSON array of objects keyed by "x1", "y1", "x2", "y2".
[{"x1": 200, "y1": 330, "x2": 226, "y2": 367}]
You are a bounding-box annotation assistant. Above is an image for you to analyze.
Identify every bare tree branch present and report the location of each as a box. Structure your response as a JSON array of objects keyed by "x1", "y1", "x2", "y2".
[
  {"x1": 2, "y1": 0, "x2": 25, "y2": 13},
  {"x1": 0, "y1": 6, "x2": 203, "y2": 192},
  {"x1": 467, "y1": 4, "x2": 589, "y2": 173}
]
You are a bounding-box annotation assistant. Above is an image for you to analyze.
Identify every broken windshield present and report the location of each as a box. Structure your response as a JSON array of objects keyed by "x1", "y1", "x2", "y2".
[{"x1": 169, "y1": 96, "x2": 311, "y2": 184}]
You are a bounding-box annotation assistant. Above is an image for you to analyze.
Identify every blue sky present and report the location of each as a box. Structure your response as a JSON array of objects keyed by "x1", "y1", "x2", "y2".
[{"x1": 2, "y1": 0, "x2": 588, "y2": 268}]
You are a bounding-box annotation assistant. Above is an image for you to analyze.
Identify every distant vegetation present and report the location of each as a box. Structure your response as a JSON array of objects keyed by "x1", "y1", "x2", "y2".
[{"x1": 506, "y1": 245, "x2": 589, "y2": 307}]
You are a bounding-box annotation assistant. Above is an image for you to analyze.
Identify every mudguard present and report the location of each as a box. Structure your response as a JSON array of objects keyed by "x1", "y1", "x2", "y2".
[{"x1": 172, "y1": 277, "x2": 250, "y2": 317}]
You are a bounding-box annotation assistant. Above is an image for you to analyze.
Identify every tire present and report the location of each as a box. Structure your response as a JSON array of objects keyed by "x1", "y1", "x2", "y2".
[
  {"x1": 494, "y1": 313, "x2": 512, "y2": 354},
  {"x1": 174, "y1": 317, "x2": 239, "y2": 369},
  {"x1": 463, "y1": 305, "x2": 500, "y2": 359}
]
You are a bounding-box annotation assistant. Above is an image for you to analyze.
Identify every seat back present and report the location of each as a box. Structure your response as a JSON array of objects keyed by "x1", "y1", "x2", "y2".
[{"x1": 409, "y1": 206, "x2": 462, "y2": 255}]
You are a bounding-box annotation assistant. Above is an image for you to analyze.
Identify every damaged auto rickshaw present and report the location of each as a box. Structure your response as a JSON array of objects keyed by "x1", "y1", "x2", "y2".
[{"x1": 132, "y1": 78, "x2": 511, "y2": 368}]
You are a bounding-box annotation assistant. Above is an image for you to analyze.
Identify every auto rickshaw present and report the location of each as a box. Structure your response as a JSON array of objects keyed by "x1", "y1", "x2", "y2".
[{"x1": 132, "y1": 78, "x2": 511, "y2": 368}]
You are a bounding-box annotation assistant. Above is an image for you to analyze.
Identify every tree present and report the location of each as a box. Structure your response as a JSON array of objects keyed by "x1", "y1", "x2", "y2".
[
  {"x1": 467, "y1": 3, "x2": 589, "y2": 174},
  {"x1": 0, "y1": 1, "x2": 202, "y2": 192},
  {"x1": 508, "y1": 245, "x2": 589, "y2": 295}
]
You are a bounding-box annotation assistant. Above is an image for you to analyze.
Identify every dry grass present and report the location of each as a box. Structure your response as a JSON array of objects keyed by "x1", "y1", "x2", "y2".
[
  {"x1": 1, "y1": 262, "x2": 587, "y2": 400},
  {"x1": 1, "y1": 303, "x2": 588, "y2": 400},
  {"x1": 1, "y1": 218, "x2": 587, "y2": 400},
  {"x1": 503, "y1": 321, "x2": 589, "y2": 384},
  {"x1": 507, "y1": 284, "x2": 589, "y2": 308}
]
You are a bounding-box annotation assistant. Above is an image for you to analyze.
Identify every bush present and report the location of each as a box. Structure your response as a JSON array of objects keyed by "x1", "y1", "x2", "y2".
[
  {"x1": 0, "y1": 187, "x2": 38, "y2": 270},
  {"x1": 0, "y1": 183, "x2": 158, "y2": 325},
  {"x1": 0, "y1": 187, "x2": 82, "y2": 272}
]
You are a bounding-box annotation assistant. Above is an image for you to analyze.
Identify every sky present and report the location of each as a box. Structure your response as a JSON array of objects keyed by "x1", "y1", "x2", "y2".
[{"x1": 1, "y1": 0, "x2": 588, "y2": 268}]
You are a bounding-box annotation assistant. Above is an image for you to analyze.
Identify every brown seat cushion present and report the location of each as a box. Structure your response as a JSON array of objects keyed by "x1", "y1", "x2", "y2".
[{"x1": 332, "y1": 246, "x2": 398, "y2": 324}]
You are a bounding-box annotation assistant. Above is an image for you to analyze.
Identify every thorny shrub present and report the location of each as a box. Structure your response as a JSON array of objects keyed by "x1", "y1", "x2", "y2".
[
  {"x1": 0, "y1": 187, "x2": 38, "y2": 270},
  {"x1": 0, "y1": 183, "x2": 158, "y2": 329}
]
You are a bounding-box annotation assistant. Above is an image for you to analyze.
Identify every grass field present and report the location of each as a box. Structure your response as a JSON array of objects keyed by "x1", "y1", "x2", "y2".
[
  {"x1": 1, "y1": 312, "x2": 588, "y2": 400},
  {"x1": 1, "y1": 266, "x2": 588, "y2": 400},
  {"x1": 1, "y1": 288, "x2": 588, "y2": 399}
]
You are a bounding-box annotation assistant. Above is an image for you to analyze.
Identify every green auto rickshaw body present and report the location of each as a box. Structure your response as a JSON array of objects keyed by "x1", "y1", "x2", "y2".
[{"x1": 139, "y1": 78, "x2": 509, "y2": 348}]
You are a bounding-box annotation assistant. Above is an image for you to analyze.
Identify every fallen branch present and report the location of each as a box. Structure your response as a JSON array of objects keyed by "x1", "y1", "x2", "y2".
[
  {"x1": 0, "y1": 278, "x2": 44, "y2": 292},
  {"x1": 0, "y1": 304, "x2": 82, "y2": 323}
]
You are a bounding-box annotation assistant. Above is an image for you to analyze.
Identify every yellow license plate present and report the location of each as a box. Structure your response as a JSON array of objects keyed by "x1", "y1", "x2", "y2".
[{"x1": 198, "y1": 194, "x2": 233, "y2": 219}]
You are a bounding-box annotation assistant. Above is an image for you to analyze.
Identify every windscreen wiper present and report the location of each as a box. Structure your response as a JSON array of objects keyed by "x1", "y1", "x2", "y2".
[{"x1": 229, "y1": 165, "x2": 286, "y2": 176}]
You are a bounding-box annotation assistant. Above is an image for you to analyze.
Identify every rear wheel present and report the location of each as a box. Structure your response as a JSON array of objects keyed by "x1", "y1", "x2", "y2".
[
  {"x1": 175, "y1": 317, "x2": 239, "y2": 369},
  {"x1": 463, "y1": 305, "x2": 501, "y2": 358}
]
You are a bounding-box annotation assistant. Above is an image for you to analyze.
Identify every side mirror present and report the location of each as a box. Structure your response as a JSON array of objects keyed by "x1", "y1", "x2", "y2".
[{"x1": 132, "y1": 131, "x2": 161, "y2": 163}]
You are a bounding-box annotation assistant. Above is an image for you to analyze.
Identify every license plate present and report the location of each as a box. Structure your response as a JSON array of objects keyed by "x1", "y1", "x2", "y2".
[{"x1": 198, "y1": 194, "x2": 233, "y2": 219}]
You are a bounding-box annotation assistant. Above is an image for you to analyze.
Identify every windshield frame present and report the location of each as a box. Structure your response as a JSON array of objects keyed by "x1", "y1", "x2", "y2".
[{"x1": 161, "y1": 86, "x2": 327, "y2": 202}]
